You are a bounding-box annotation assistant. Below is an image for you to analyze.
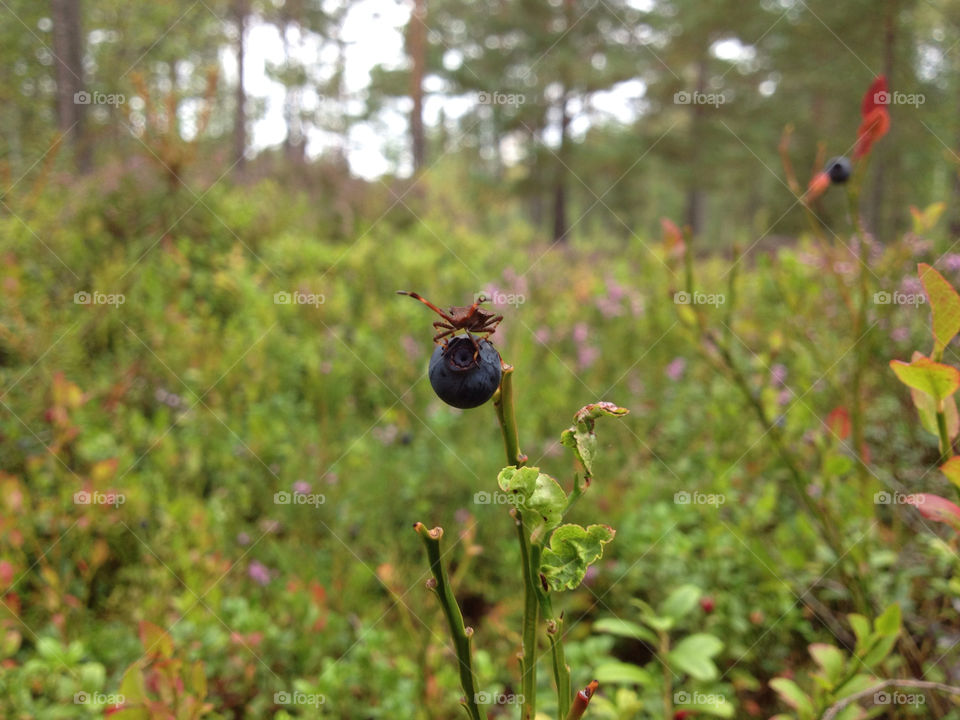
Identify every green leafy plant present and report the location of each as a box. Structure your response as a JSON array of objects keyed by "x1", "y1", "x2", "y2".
[
  {"x1": 593, "y1": 584, "x2": 731, "y2": 719},
  {"x1": 408, "y1": 297, "x2": 628, "y2": 720}
]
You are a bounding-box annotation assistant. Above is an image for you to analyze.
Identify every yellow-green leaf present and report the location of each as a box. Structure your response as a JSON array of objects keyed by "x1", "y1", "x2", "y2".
[
  {"x1": 919, "y1": 263, "x2": 960, "y2": 355},
  {"x1": 890, "y1": 356, "x2": 960, "y2": 402}
]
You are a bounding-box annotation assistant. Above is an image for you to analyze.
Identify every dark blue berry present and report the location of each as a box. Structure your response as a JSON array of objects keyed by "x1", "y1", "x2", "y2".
[
  {"x1": 428, "y1": 336, "x2": 502, "y2": 409},
  {"x1": 826, "y1": 156, "x2": 851, "y2": 184}
]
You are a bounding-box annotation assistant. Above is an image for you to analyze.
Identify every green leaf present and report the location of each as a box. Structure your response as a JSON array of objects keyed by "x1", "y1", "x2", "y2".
[
  {"x1": 941, "y1": 457, "x2": 960, "y2": 490},
  {"x1": 848, "y1": 613, "x2": 871, "y2": 651},
  {"x1": 919, "y1": 263, "x2": 960, "y2": 355},
  {"x1": 874, "y1": 603, "x2": 901, "y2": 637},
  {"x1": 560, "y1": 402, "x2": 629, "y2": 482},
  {"x1": 630, "y1": 598, "x2": 674, "y2": 632},
  {"x1": 808, "y1": 643, "x2": 845, "y2": 685},
  {"x1": 593, "y1": 661, "x2": 652, "y2": 685},
  {"x1": 910, "y1": 386, "x2": 960, "y2": 439},
  {"x1": 890, "y1": 355, "x2": 960, "y2": 402},
  {"x1": 835, "y1": 673, "x2": 879, "y2": 697},
  {"x1": 119, "y1": 663, "x2": 147, "y2": 703},
  {"x1": 497, "y1": 466, "x2": 566, "y2": 538},
  {"x1": 674, "y1": 695, "x2": 734, "y2": 718},
  {"x1": 668, "y1": 633, "x2": 723, "y2": 681},
  {"x1": 659, "y1": 584, "x2": 702, "y2": 623},
  {"x1": 540, "y1": 523, "x2": 615, "y2": 591},
  {"x1": 593, "y1": 617, "x2": 658, "y2": 644},
  {"x1": 770, "y1": 678, "x2": 815, "y2": 716},
  {"x1": 861, "y1": 633, "x2": 898, "y2": 667}
]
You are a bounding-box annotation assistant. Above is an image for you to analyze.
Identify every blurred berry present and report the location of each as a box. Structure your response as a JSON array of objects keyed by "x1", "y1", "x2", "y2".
[{"x1": 826, "y1": 156, "x2": 852, "y2": 183}]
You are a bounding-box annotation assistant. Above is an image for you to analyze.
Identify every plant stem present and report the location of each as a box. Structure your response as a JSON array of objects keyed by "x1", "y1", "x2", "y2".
[
  {"x1": 414, "y1": 523, "x2": 486, "y2": 720},
  {"x1": 564, "y1": 681, "x2": 599, "y2": 720},
  {"x1": 660, "y1": 631, "x2": 672, "y2": 720},
  {"x1": 937, "y1": 406, "x2": 954, "y2": 462},
  {"x1": 494, "y1": 363, "x2": 527, "y2": 467},
  {"x1": 514, "y1": 510, "x2": 539, "y2": 720}
]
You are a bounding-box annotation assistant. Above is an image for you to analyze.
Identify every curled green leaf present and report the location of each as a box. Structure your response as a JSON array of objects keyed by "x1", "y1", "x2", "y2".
[
  {"x1": 497, "y1": 466, "x2": 566, "y2": 538},
  {"x1": 560, "y1": 402, "x2": 629, "y2": 485},
  {"x1": 541, "y1": 523, "x2": 615, "y2": 591}
]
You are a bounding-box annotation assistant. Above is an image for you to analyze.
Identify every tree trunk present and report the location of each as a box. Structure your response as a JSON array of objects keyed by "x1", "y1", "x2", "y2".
[
  {"x1": 870, "y1": 0, "x2": 896, "y2": 240},
  {"x1": 552, "y1": 95, "x2": 570, "y2": 243},
  {"x1": 51, "y1": 0, "x2": 90, "y2": 174},
  {"x1": 232, "y1": 0, "x2": 248, "y2": 172},
  {"x1": 407, "y1": 0, "x2": 427, "y2": 172},
  {"x1": 684, "y1": 57, "x2": 707, "y2": 236}
]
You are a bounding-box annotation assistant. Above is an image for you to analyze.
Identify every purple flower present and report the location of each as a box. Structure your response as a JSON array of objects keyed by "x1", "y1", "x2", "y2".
[
  {"x1": 236, "y1": 532, "x2": 251, "y2": 546},
  {"x1": 901, "y1": 277, "x2": 923, "y2": 296},
  {"x1": 770, "y1": 363, "x2": 787, "y2": 387},
  {"x1": 293, "y1": 481, "x2": 311, "y2": 495},
  {"x1": 665, "y1": 357, "x2": 686, "y2": 381},
  {"x1": 944, "y1": 254, "x2": 960, "y2": 272},
  {"x1": 534, "y1": 328, "x2": 551, "y2": 345},
  {"x1": 248, "y1": 561, "x2": 271, "y2": 586},
  {"x1": 573, "y1": 323, "x2": 589, "y2": 344},
  {"x1": 577, "y1": 346, "x2": 600, "y2": 371},
  {"x1": 891, "y1": 327, "x2": 909, "y2": 342}
]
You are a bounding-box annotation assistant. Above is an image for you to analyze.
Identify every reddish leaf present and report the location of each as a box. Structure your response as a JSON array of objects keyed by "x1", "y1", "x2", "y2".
[
  {"x1": 826, "y1": 407, "x2": 851, "y2": 440},
  {"x1": 907, "y1": 493, "x2": 960, "y2": 532},
  {"x1": 806, "y1": 171, "x2": 831, "y2": 201},
  {"x1": 854, "y1": 77, "x2": 890, "y2": 160},
  {"x1": 661, "y1": 217, "x2": 685, "y2": 258},
  {"x1": 861, "y1": 76, "x2": 888, "y2": 117}
]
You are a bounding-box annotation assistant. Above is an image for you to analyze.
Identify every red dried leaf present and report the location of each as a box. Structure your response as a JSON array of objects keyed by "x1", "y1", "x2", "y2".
[
  {"x1": 861, "y1": 76, "x2": 888, "y2": 117},
  {"x1": 826, "y1": 407, "x2": 851, "y2": 440},
  {"x1": 854, "y1": 77, "x2": 890, "y2": 159},
  {"x1": 806, "y1": 171, "x2": 831, "y2": 201}
]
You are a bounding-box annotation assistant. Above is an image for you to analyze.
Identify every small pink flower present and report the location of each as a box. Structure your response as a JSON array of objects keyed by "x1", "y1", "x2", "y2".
[
  {"x1": 944, "y1": 254, "x2": 960, "y2": 272},
  {"x1": 535, "y1": 328, "x2": 551, "y2": 345},
  {"x1": 577, "y1": 346, "x2": 600, "y2": 371},
  {"x1": 293, "y1": 481, "x2": 311, "y2": 495},
  {"x1": 573, "y1": 323, "x2": 589, "y2": 344},
  {"x1": 248, "y1": 561, "x2": 271, "y2": 586},
  {"x1": 891, "y1": 327, "x2": 909, "y2": 342},
  {"x1": 770, "y1": 364, "x2": 787, "y2": 387},
  {"x1": 665, "y1": 357, "x2": 686, "y2": 381}
]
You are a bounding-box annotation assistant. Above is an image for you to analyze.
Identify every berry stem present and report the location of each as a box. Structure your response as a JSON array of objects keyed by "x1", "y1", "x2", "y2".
[
  {"x1": 413, "y1": 523, "x2": 487, "y2": 720},
  {"x1": 494, "y1": 363, "x2": 527, "y2": 467}
]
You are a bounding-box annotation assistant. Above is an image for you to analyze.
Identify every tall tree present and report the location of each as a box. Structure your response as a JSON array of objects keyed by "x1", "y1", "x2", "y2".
[
  {"x1": 407, "y1": 0, "x2": 428, "y2": 172},
  {"x1": 232, "y1": 0, "x2": 248, "y2": 171},
  {"x1": 51, "y1": 0, "x2": 90, "y2": 173}
]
